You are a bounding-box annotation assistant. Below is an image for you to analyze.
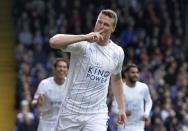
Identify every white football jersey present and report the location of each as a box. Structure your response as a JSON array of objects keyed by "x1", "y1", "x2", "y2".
[
  {"x1": 34, "y1": 77, "x2": 65, "y2": 121},
  {"x1": 61, "y1": 40, "x2": 124, "y2": 114},
  {"x1": 112, "y1": 81, "x2": 152, "y2": 130}
]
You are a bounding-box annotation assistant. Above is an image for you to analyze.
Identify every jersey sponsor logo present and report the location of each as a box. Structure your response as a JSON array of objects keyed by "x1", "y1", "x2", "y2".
[
  {"x1": 50, "y1": 101, "x2": 62, "y2": 106},
  {"x1": 86, "y1": 66, "x2": 110, "y2": 83},
  {"x1": 126, "y1": 101, "x2": 141, "y2": 112}
]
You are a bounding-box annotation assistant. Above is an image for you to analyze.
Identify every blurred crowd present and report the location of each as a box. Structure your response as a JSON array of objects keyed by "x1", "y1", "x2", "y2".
[{"x1": 12, "y1": 0, "x2": 188, "y2": 131}]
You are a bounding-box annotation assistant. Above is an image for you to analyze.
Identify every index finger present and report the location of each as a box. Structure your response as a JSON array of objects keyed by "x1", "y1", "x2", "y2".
[{"x1": 99, "y1": 29, "x2": 105, "y2": 34}]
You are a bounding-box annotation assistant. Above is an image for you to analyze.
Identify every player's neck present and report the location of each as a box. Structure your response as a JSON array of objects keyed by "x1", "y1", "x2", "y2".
[
  {"x1": 126, "y1": 80, "x2": 136, "y2": 88},
  {"x1": 54, "y1": 77, "x2": 65, "y2": 85},
  {"x1": 97, "y1": 36, "x2": 110, "y2": 46}
]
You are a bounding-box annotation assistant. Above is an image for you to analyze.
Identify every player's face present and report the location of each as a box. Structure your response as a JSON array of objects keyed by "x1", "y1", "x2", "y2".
[
  {"x1": 127, "y1": 67, "x2": 139, "y2": 83},
  {"x1": 54, "y1": 61, "x2": 68, "y2": 80},
  {"x1": 94, "y1": 13, "x2": 115, "y2": 38}
]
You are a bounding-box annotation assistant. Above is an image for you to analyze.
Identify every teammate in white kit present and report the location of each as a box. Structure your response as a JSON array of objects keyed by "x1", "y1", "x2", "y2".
[
  {"x1": 112, "y1": 64, "x2": 153, "y2": 131},
  {"x1": 32, "y1": 58, "x2": 68, "y2": 131},
  {"x1": 49, "y1": 9, "x2": 126, "y2": 131}
]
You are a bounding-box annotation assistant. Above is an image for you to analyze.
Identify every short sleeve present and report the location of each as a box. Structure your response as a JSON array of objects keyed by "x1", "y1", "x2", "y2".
[
  {"x1": 34, "y1": 81, "x2": 46, "y2": 99},
  {"x1": 61, "y1": 41, "x2": 87, "y2": 54},
  {"x1": 112, "y1": 47, "x2": 124, "y2": 75}
]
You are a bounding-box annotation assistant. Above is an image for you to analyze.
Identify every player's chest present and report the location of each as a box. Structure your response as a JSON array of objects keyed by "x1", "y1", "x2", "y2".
[
  {"x1": 82, "y1": 46, "x2": 118, "y2": 72},
  {"x1": 124, "y1": 88, "x2": 144, "y2": 101},
  {"x1": 45, "y1": 87, "x2": 64, "y2": 102}
]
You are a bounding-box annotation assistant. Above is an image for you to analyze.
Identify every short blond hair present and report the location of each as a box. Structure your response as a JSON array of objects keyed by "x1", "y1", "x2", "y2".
[{"x1": 100, "y1": 9, "x2": 118, "y2": 28}]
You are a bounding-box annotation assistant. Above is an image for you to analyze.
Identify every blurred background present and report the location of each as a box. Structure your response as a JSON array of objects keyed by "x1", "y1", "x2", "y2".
[{"x1": 0, "y1": 0, "x2": 188, "y2": 130}]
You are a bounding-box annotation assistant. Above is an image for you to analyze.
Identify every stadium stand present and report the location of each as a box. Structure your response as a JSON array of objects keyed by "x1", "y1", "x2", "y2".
[{"x1": 12, "y1": 0, "x2": 188, "y2": 131}]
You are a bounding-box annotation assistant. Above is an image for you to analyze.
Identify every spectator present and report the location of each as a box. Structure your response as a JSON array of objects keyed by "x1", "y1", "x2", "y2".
[{"x1": 15, "y1": 100, "x2": 35, "y2": 131}]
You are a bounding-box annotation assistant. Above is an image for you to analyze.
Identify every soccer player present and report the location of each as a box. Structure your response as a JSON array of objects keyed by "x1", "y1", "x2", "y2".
[
  {"x1": 112, "y1": 64, "x2": 153, "y2": 131},
  {"x1": 32, "y1": 58, "x2": 68, "y2": 131},
  {"x1": 49, "y1": 9, "x2": 126, "y2": 131}
]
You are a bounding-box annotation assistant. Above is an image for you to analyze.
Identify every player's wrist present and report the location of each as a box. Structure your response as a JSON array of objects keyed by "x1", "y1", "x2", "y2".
[
  {"x1": 80, "y1": 35, "x2": 88, "y2": 41},
  {"x1": 144, "y1": 113, "x2": 149, "y2": 117},
  {"x1": 118, "y1": 107, "x2": 125, "y2": 112}
]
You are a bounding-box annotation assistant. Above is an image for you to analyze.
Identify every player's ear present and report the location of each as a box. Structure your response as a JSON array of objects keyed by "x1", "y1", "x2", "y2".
[
  {"x1": 125, "y1": 73, "x2": 128, "y2": 78},
  {"x1": 111, "y1": 28, "x2": 114, "y2": 32},
  {"x1": 52, "y1": 67, "x2": 55, "y2": 74},
  {"x1": 111, "y1": 25, "x2": 116, "y2": 32}
]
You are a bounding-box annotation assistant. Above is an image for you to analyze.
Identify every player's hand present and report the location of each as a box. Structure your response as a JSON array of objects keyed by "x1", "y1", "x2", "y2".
[
  {"x1": 84, "y1": 32, "x2": 103, "y2": 42},
  {"x1": 38, "y1": 94, "x2": 45, "y2": 106},
  {"x1": 31, "y1": 99, "x2": 38, "y2": 106},
  {"x1": 125, "y1": 110, "x2": 131, "y2": 116},
  {"x1": 141, "y1": 114, "x2": 149, "y2": 122},
  {"x1": 32, "y1": 94, "x2": 45, "y2": 107},
  {"x1": 117, "y1": 108, "x2": 127, "y2": 125}
]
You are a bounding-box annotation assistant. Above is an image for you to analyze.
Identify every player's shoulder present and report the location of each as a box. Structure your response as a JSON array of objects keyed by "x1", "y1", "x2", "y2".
[
  {"x1": 73, "y1": 41, "x2": 88, "y2": 47},
  {"x1": 68, "y1": 40, "x2": 88, "y2": 50},
  {"x1": 110, "y1": 40, "x2": 124, "y2": 52},
  {"x1": 136, "y1": 81, "x2": 148, "y2": 89},
  {"x1": 109, "y1": 40, "x2": 124, "y2": 58},
  {"x1": 40, "y1": 77, "x2": 54, "y2": 85}
]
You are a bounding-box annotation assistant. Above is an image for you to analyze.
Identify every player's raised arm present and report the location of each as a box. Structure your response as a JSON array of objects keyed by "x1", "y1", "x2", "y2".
[{"x1": 49, "y1": 32, "x2": 103, "y2": 49}]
